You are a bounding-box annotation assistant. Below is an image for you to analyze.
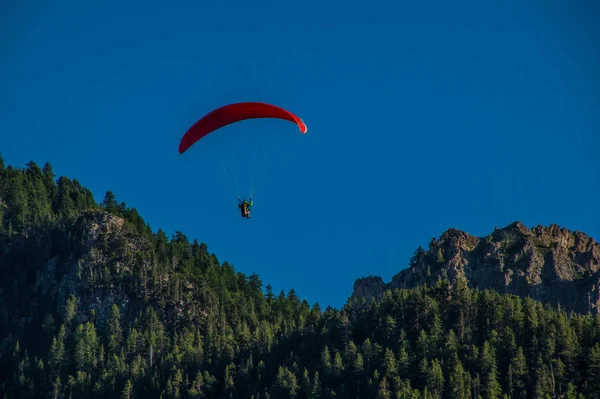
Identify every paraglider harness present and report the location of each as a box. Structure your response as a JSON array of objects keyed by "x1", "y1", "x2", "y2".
[{"x1": 239, "y1": 198, "x2": 253, "y2": 218}]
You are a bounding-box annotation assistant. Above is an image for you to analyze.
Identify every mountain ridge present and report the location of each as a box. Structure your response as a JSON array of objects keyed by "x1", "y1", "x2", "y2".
[
  {"x1": 3, "y1": 156, "x2": 600, "y2": 398},
  {"x1": 353, "y1": 221, "x2": 600, "y2": 314}
]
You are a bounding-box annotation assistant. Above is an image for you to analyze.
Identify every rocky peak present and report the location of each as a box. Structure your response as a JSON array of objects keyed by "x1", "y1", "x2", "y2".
[
  {"x1": 353, "y1": 276, "x2": 384, "y2": 303},
  {"x1": 503, "y1": 221, "x2": 530, "y2": 235},
  {"x1": 354, "y1": 221, "x2": 600, "y2": 314}
]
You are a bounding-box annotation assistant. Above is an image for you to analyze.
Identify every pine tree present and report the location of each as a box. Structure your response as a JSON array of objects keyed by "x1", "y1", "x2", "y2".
[{"x1": 448, "y1": 353, "x2": 467, "y2": 399}]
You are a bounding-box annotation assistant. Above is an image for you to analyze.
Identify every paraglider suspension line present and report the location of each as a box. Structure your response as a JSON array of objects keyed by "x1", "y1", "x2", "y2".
[
  {"x1": 221, "y1": 140, "x2": 240, "y2": 199},
  {"x1": 249, "y1": 134, "x2": 261, "y2": 198},
  {"x1": 221, "y1": 162, "x2": 240, "y2": 200}
]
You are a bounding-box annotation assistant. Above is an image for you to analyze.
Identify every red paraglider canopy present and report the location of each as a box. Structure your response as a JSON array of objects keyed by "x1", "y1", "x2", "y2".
[{"x1": 179, "y1": 101, "x2": 307, "y2": 154}]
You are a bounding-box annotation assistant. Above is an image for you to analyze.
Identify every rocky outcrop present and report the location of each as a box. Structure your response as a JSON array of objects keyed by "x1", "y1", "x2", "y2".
[
  {"x1": 352, "y1": 221, "x2": 600, "y2": 314},
  {"x1": 25, "y1": 210, "x2": 213, "y2": 332},
  {"x1": 353, "y1": 276, "x2": 384, "y2": 303}
]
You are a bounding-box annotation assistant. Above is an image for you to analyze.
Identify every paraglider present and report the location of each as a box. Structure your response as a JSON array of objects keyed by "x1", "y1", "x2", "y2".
[
  {"x1": 239, "y1": 197, "x2": 253, "y2": 218},
  {"x1": 179, "y1": 102, "x2": 307, "y2": 219},
  {"x1": 178, "y1": 102, "x2": 307, "y2": 154}
]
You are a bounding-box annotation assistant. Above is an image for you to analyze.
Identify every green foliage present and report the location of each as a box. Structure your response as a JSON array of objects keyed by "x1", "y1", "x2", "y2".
[
  {"x1": 436, "y1": 247, "x2": 445, "y2": 264},
  {"x1": 0, "y1": 159, "x2": 96, "y2": 233},
  {"x1": 1, "y1": 158, "x2": 599, "y2": 398}
]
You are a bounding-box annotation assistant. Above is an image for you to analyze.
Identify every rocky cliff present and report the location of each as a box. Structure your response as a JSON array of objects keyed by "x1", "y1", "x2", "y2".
[
  {"x1": 353, "y1": 221, "x2": 600, "y2": 313},
  {"x1": 1, "y1": 209, "x2": 216, "y2": 345}
]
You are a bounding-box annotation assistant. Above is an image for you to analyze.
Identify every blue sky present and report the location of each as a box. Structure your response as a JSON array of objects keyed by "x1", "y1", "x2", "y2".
[{"x1": 1, "y1": 0, "x2": 599, "y2": 309}]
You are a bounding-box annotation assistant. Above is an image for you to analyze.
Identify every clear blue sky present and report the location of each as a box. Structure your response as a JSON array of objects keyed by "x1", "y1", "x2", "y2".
[{"x1": 2, "y1": 0, "x2": 599, "y2": 309}]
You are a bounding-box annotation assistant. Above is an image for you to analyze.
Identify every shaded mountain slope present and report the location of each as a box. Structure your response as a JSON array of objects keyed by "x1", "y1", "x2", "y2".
[{"x1": 2, "y1": 156, "x2": 600, "y2": 399}]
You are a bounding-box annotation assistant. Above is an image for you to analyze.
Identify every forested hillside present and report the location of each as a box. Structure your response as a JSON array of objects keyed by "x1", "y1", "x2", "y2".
[{"x1": 1, "y1": 157, "x2": 600, "y2": 399}]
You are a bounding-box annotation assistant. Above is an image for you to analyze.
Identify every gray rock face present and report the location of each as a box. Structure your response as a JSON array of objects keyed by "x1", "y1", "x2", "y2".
[
  {"x1": 353, "y1": 276, "x2": 384, "y2": 303},
  {"x1": 352, "y1": 221, "x2": 600, "y2": 314}
]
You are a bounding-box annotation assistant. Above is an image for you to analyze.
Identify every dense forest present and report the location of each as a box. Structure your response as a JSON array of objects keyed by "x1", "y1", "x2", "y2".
[{"x1": 1, "y1": 156, "x2": 600, "y2": 399}]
